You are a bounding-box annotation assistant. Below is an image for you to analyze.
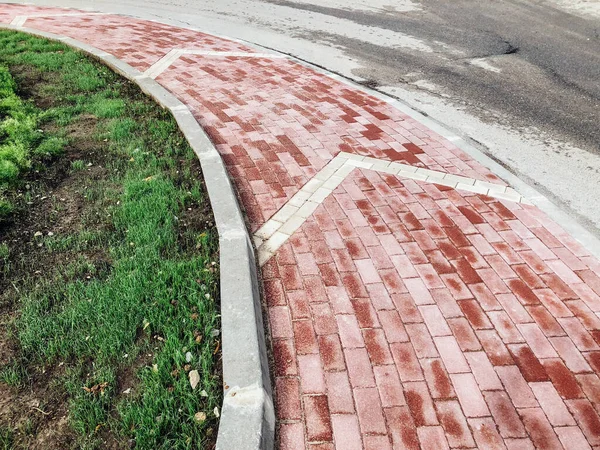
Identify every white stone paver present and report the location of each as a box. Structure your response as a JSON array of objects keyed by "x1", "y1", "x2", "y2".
[
  {"x1": 144, "y1": 49, "x2": 287, "y2": 79},
  {"x1": 10, "y1": 13, "x2": 108, "y2": 27},
  {"x1": 254, "y1": 152, "x2": 526, "y2": 266}
]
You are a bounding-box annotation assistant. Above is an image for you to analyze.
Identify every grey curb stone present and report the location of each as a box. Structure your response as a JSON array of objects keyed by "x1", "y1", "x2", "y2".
[{"x1": 0, "y1": 23, "x2": 275, "y2": 450}]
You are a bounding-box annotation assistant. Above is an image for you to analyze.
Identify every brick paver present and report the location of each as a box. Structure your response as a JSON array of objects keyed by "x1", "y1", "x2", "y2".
[{"x1": 4, "y1": 4, "x2": 600, "y2": 448}]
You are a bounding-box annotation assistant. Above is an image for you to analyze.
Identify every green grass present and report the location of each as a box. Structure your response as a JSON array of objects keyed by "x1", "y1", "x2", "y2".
[
  {"x1": 0, "y1": 427, "x2": 14, "y2": 450},
  {"x1": 0, "y1": 243, "x2": 8, "y2": 261},
  {"x1": 0, "y1": 362, "x2": 25, "y2": 387},
  {"x1": 0, "y1": 30, "x2": 221, "y2": 449},
  {"x1": 70, "y1": 159, "x2": 86, "y2": 171}
]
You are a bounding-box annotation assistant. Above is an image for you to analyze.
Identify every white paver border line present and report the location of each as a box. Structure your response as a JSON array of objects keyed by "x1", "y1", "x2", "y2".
[
  {"x1": 10, "y1": 12, "x2": 108, "y2": 27},
  {"x1": 278, "y1": 59, "x2": 600, "y2": 260},
  {"x1": 0, "y1": 21, "x2": 275, "y2": 450},
  {"x1": 144, "y1": 48, "x2": 287, "y2": 79},
  {"x1": 254, "y1": 152, "x2": 526, "y2": 266}
]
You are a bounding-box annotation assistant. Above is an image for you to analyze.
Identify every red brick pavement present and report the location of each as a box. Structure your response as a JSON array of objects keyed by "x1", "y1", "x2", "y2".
[
  {"x1": 0, "y1": 4, "x2": 86, "y2": 22},
  {"x1": 4, "y1": 5, "x2": 600, "y2": 449}
]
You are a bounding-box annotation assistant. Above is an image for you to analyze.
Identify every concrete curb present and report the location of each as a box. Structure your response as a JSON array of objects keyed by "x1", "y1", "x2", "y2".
[{"x1": 0, "y1": 23, "x2": 275, "y2": 450}]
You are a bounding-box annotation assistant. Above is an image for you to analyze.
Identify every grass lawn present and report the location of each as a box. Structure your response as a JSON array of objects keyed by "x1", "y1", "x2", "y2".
[{"x1": 0, "y1": 30, "x2": 221, "y2": 449}]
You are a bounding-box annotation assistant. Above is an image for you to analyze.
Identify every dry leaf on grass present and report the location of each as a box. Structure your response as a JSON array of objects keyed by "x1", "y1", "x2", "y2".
[
  {"x1": 189, "y1": 370, "x2": 200, "y2": 390},
  {"x1": 83, "y1": 382, "x2": 108, "y2": 395}
]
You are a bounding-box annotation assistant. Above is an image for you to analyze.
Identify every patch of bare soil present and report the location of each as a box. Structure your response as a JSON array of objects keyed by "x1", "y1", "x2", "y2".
[{"x1": 0, "y1": 371, "x2": 73, "y2": 449}]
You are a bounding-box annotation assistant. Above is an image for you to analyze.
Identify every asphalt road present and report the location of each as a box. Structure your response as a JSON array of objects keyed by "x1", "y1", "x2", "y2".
[{"x1": 7, "y1": 0, "x2": 600, "y2": 233}]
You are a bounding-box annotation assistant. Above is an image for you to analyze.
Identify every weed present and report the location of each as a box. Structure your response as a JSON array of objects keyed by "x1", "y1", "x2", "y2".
[
  {"x1": 34, "y1": 135, "x2": 67, "y2": 157},
  {"x1": 0, "y1": 243, "x2": 8, "y2": 261},
  {"x1": 0, "y1": 197, "x2": 13, "y2": 220},
  {"x1": 70, "y1": 159, "x2": 86, "y2": 171},
  {"x1": 0, "y1": 427, "x2": 14, "y2": 450}
]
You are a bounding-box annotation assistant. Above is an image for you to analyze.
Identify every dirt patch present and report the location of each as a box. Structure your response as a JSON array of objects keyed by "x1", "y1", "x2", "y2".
[
  {"x1": 177, "y1": 194, "x2": 215, "y2": 253},
  {"x1": 10, "y1": 64, "x2": 50, "y2": 108},
  {"x1": 0, "y1": 369, "x2": 74, "y2": 449}
]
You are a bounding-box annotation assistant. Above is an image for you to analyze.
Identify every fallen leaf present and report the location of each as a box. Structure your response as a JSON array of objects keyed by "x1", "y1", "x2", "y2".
[
  {"x1": 189, "y1": 370, "x2": 200, "y2": 390},
  {"x1": 194, "y1": 412, "x2": 206, "y2": 423},
  {"x1": 213, "y1": 407, "x2": 220, "y2": 418},
  {"x1": 83, "y1": 382, "x2": 109, "y2": 395},
  {"x1": 200, "y1": 390, "x2": 208, "y2": 397}
]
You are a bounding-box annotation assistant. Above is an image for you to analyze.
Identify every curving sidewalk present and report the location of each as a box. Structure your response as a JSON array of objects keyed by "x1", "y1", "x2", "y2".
[{"x1": 4, "y1": 4, "x2": 600, "y2": 449}]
